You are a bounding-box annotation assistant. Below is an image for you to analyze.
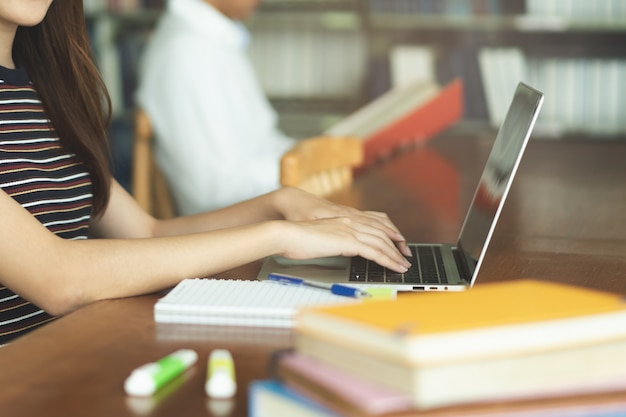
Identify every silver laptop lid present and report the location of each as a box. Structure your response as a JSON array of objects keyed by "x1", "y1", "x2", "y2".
[{"x1": 457, "y1": 82, "x2": 544, "y2": 286}]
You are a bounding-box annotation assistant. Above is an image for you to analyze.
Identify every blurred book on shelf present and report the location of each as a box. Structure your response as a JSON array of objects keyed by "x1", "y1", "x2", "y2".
[
  {"x1": 526, "y1": 0, "x2": 626, "y2": 22},
  {"x1": 85, "y1": 0, "x2": 164, "y2": 14},
  {"x1": 479, "y1": 47, "x2": 626, "y2": 136},
  {"x1": 389, "y1": 45, "x2": 436, "y2": 89},
  {"x1": 367, "y1": 0, "x2": 524, "y2": 15},
  {"x1": 248, "y1": 25, "x2": 366, "y2": 100}
]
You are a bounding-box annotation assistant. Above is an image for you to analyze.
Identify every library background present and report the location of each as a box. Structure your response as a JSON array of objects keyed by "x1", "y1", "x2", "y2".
[{"x1": 83, "y1": 0, "x2": 626, "y2": 191}]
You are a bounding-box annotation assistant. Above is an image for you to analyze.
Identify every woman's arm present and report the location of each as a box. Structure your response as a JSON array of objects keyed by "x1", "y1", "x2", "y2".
[
  {"x1": 1, "y1": 182, "x2": 410, "y2": 317},
  {"x1": 89, "y1": 181, "x2": 286, "y2": 239},
  {"x1": 92, "y1": 182, "x2": 411, "y2": 249}
]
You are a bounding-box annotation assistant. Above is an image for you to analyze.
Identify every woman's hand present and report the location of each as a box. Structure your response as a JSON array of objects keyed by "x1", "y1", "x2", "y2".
[
  {"x1": 275, "y1": 215, "x2": 412, "y2": 273},
  {"x1": 271, "y1": 188, "x2": 413, "y2": 269}
]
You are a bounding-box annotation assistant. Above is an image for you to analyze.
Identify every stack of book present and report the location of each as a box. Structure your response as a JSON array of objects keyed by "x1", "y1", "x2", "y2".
[{"x1": 249, "y1": 279, "x2": 626, "y2": 417}]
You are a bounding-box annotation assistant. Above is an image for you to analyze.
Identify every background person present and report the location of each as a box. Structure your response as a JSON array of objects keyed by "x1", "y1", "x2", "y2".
[{"x1": 136, "y1": 0, "x2": 296, "y2": 215}]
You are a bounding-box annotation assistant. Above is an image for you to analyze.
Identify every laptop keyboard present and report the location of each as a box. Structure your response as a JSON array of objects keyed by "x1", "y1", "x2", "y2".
[{"x1": 349, "y1": 245, "x2": 448, "y2": 284}]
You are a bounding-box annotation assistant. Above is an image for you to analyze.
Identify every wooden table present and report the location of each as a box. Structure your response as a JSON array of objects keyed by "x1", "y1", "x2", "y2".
[{"x1": 1, "y1": 133, "x2": 625, "y2": 417}]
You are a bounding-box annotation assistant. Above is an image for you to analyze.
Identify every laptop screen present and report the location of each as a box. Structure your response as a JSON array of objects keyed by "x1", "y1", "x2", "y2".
[{"x1": 457, "y1": 82, "x2": 544, "y2": 286}]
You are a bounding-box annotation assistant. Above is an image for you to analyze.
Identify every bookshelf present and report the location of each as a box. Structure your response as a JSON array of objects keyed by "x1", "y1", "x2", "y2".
[
  {"x1": 86, "y1": 0, "x2": 626, "y2": 138},
  {"x1": 363, "y1": 0, "x2": 626, "y2": 137},
  {"x1": 246, "y1": 1, "x2": 367, "y2": 137},
  {"x1": 84, "y1": 0, "x2": 626, "y2": 188}
]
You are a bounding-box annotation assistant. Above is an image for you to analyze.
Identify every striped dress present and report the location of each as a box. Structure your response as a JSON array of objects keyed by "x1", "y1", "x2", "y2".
[{"x1": 0, "y1": 66, "x2": 94, "y2": 345}]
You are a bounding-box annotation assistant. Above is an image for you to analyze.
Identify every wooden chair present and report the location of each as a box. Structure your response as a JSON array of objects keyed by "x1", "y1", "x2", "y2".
[
  {"x1": 279, "y1": 136, "x2": 364, "y2": 197},
  {"x1": 132, "y1": 109, "x2": 176, "y2": 219},
  {"x1": 132, "y1": 110, "x2": 364, "y2": 218}
]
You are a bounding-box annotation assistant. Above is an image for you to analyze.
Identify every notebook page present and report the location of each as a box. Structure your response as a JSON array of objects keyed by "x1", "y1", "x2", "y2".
[{"x1": 154, "y1": 279, "x2": 360, "y2": 328}]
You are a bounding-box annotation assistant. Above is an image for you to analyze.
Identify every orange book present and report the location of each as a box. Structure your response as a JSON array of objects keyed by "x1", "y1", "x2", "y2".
[
  {"x1": 295, "y1": 280, "x2": 626, "y2": 409},
  {"x1": 326, "y1": 79, "x2": 463, "y2": 168}
]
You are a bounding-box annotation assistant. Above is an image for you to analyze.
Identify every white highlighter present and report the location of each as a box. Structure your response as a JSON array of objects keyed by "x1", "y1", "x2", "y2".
[
  {"x1": 124, "y1": 349, "x2": 198, "y2": 397},
  {"x1": 206, "y1": 349, "x2": 236, "y2": 398}
]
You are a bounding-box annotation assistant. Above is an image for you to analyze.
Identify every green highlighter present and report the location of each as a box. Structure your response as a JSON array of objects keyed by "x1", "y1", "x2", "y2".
[{"x1": 124, "y1": 349, "x2": 198, "y2": 397}]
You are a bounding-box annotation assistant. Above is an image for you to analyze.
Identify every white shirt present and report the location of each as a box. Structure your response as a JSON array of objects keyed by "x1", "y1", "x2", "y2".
[{"x1": 136, "y1": 0, "x2": 295, "y2": 215}]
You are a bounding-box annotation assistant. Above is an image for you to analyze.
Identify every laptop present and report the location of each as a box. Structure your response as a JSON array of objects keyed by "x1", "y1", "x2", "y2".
[{"x1": 257, "y1": 82, "x2": 544, "y2": 291}]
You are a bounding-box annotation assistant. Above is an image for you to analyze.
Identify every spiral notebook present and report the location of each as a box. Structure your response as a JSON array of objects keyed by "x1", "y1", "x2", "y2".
[{"x1": 154, "y1": 279, "x2": 362, "y2": 328}]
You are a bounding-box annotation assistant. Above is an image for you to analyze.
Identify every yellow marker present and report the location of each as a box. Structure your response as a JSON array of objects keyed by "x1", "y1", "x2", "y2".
[
  {"x1": 364, "y1": 287, "x2": 397, "y2": 300},
  {"x1": 206, "y1": 349, "x2": 236, "y2": 398}
]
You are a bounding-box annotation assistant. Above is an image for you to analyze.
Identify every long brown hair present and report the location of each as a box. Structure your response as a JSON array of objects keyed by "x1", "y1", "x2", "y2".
[{"x1": 13, "y1": 0, "x2": 112, "y2": 217}]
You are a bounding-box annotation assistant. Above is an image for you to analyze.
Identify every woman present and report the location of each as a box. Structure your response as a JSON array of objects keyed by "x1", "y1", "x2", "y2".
[{"x1": 0, "y1": 0, "x2": 411, "y2": 345}]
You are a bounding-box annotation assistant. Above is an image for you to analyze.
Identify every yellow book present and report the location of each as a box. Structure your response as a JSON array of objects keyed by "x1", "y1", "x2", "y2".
[
  {"x1": 295, "y1": 279, "x2": 626, "y2": 409},
  {"x1": 296, "y1": 279, "x2": 626, "y2": 365}
]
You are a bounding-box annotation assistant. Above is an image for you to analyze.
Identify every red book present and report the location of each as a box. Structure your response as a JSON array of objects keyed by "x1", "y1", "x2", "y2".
[{"x1": 326, "y1": 79, "x2": 464, "y2": 168}]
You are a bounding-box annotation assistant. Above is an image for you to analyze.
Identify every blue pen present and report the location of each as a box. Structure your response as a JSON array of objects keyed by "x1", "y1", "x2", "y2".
[{"x1": 267, "y1": 273, "x2": 370, "y2": 299}]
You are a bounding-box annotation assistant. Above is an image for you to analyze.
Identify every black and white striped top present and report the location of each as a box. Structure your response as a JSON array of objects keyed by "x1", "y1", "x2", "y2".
[{"x1": 0, "y1": 66, "x2": 94, "y2": 345}]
